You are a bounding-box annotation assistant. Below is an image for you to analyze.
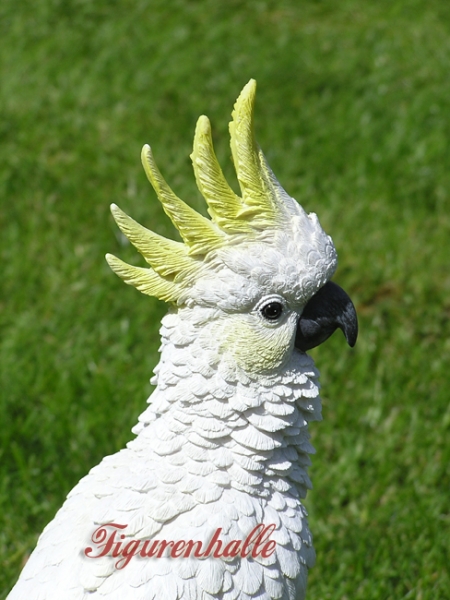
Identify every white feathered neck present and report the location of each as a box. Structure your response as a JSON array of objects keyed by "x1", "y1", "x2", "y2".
[{"x1": 131, "y1": 306, "x2": 322, "y2": 501}]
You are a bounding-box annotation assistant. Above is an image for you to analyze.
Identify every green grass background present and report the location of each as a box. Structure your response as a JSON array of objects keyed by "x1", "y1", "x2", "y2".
[{"x1": 1, "y1": 0, "x2": 449, "y2": 598}]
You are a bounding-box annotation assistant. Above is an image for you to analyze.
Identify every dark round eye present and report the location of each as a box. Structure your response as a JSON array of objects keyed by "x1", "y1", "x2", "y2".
[{"x1": 261, "y1": 301, "x2": 283, "y2": 321}]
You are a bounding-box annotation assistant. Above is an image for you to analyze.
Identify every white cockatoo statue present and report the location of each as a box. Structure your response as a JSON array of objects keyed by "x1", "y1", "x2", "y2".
[{"x1": 8, "y1": 80, "x2": 357, "y2": 600}]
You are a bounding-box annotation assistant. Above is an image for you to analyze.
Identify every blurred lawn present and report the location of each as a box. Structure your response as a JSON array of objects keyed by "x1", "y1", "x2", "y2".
[{"x1": 1, "y1": 0, "x2": 449, "y2": 598}]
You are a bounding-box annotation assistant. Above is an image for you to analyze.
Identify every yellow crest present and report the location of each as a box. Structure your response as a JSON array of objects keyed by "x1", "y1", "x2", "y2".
[{"x1": 106, "y1": 79, "x2": 294, "y2": 302}]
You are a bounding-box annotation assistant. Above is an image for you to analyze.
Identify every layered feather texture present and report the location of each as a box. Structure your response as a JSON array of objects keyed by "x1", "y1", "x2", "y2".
[{"x1": 9, "y1": 309, "x2": 320, "y2": 599}]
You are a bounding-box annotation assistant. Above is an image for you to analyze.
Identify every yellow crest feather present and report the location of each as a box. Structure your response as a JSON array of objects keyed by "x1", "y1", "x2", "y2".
[
  {"x1": 191, "y1": 116, "x2": 252, "y2": 234},
  {"x1": 107, "y1": 79, "x2": 297, "y2": 303},
  {"x1": 229, "y1": 79, "x2": 279, "y2": 226},
  {"x1": 105, "y1": 254, "x2": 179, "y2": 302},
  {"x1": 141, "y1": 145, "x2": 224, "y2": 255},
  {"x1": 110, "y1": 203, "x2": 195, "y2": 278}
]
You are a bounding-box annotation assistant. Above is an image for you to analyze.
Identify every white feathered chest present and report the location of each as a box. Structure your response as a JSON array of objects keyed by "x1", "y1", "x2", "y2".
[{"x1": 10, "y1": 310, "x2": 320, "y2": 600}]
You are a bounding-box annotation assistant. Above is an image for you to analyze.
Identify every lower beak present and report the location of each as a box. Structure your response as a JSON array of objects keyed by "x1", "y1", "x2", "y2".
[{"x1": 295, "y1": 281, "x2": 358, "y2": 352}]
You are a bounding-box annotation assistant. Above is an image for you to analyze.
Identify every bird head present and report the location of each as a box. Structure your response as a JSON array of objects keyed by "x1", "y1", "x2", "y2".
[{"x1": 106, "y1": 80, "x2": 357, "y2": 376}]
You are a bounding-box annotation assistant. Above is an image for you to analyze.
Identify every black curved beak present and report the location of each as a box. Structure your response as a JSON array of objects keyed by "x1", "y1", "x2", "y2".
[{"x1": 295, "y1": 281, "x2": 358, "y2": 352}]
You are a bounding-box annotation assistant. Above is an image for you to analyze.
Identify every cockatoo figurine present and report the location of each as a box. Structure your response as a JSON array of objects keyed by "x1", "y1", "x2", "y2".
[{"x1": 8, "y1": 80, "x2": 357, "y2": 600}]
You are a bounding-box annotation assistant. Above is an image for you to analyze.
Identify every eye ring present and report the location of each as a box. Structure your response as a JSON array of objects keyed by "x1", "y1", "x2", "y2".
[{"x1": 260, "y1": 300, "x2": 284, "y2": 321}]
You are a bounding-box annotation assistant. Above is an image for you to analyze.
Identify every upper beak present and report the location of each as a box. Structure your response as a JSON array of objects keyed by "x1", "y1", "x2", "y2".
[{"x1": 295, "y1": 281, "x2": 358, "y2": 352}]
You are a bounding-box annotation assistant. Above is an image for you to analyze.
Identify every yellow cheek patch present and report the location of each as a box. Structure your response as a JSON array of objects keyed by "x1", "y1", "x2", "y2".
[{"x1": 219, "y1": 316, "x2": 296, "y2": 374}]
